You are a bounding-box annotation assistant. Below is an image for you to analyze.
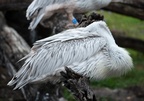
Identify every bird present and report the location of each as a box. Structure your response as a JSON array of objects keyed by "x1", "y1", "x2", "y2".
[
  {"x1": 7, "y1": 20, "x2": 133, "y2": 89},
  {"x1": 26, "y1": 0, "x2": 122, "y2": 30}
]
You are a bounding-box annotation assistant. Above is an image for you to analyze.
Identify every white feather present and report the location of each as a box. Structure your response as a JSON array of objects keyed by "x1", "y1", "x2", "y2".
[{"x1": 7, "y1": 21, "x2": 133, "y2": 89}]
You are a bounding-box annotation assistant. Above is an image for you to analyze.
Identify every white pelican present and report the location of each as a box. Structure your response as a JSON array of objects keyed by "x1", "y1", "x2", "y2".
[
  {"x1": 26, "y1": 0, "x2": 122, "y2": 30},
  {"x1": 8, "y1": 21, "x2": 133, "y2": 89}
]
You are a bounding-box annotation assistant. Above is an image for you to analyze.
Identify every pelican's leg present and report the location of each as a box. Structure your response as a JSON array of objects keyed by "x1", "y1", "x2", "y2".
[{"x1": 66, "y1": 12, "x2": 79, "y2": 28}]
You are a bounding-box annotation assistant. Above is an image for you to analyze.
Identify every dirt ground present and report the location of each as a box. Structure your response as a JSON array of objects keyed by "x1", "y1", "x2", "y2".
[{"x1": 94, "y1": 86, "x2": 144, "y2": 101}]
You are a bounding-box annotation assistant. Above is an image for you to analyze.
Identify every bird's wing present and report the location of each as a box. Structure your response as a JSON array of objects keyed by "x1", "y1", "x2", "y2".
[
  {"x1": 26, "y1": 0, "x2": 70, "y2": 19},
  {"x1": 8, "y1": 29, "x2": 107, "y2": 89},
  {"x1": 32, "y1": 28, "x2": 96, "y2": 50},
  {"x1": 26, "y1": 0, "x2": 54, "y2": 29},
  {"x1": 27, "y1": 0, "x2": 71, "y2": 29}
]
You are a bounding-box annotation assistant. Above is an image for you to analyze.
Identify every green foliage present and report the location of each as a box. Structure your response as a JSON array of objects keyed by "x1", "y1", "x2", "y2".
[
  {"x1": 63, "y1": 88, "x2": 75, "y2": 101},
  {"x1": 98, "y1": 11, "x2": 144, "y2": 40},
  {"x1": 91, "y1": 68, "x2": 144, "y2": 88}
]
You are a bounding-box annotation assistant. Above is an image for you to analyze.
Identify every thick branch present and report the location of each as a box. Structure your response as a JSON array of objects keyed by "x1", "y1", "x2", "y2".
[
  {"x1": 61, "y1": 67, "x2": 97, "y2": 101},
  {"x1": 104, "y1": 2, "x2": 144, "y2": 20},
  {"x1": 114, "y1": 36, "x2": 144, "y2": 53},
  {"x1": 119, "y1": 0, "x2": 144, "y2": 8}
]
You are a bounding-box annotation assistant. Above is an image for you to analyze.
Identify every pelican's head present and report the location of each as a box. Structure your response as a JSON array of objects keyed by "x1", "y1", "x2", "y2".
[
  {"x1": 86, "y1": 21, "x2": 105, "y2": 30},
  {"x1": 86, "y1": 21, "x2": 112, "y2": 36},
  {"x1": 86, "y1": 21, "x2": 116, "y2": 44}
]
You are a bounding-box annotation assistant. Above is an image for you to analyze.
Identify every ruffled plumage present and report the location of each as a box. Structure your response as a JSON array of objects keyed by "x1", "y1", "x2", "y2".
[{"x1": 8, "y1": 21, "x2": 133, "y2": 89}]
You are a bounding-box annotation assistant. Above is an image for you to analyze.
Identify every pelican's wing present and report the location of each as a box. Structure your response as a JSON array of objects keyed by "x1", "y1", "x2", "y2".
[
  {"x1": 27, "y1": 0, "x2": 47, "y2": 19},
  {"x1": 26, "y1": 0, "x2": 54, "y2": 29},
  {"x1": 26, "y1": 0, "x2": 64, "y2": 19},
  {"x1": 26, "y1": 0, "x2": 70, "y2": 29},
  {"x1": 7, "y1": 29, "x2": 107, "y2": 89},
  {"x1": 32, "y1": 28, "x2": 90, "y2": 50}
]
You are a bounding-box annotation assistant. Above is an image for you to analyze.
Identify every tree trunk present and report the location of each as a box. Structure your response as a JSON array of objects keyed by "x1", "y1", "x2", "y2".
[
  {"x1": 0, "y1": 11, "x2": 33, "y2": 100},
  {"x1": 0, "y1": 12, "x2": 30, "y2": 75}
]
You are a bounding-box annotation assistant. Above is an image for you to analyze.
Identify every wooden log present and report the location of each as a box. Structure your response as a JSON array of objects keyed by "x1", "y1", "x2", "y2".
[
  {"x1": 114, "y1": 36, "x2": 144, "y2": 53},
  {"x1": 104, "y1": 2, "x2": 144, "y2": 20},
  {"x1": 119, "y1": 0, "x2": 144, "y2": 8}
]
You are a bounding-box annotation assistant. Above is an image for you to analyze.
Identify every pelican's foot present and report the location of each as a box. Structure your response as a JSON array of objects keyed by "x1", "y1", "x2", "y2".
[{"x1": 65, "y1": 23, "x2": 79, "y2": 29}]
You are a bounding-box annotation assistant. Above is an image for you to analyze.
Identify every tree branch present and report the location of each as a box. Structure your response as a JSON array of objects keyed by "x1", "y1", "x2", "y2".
[
  {"x1": 104, "y1": 2, "x2": 144, "y2": 20},
  {"x1": 61, "y1": 67, "x2": 97, "y2": 101},
  {"x1": 114, "y1": 35, "x2": 144, "y2": 53}
]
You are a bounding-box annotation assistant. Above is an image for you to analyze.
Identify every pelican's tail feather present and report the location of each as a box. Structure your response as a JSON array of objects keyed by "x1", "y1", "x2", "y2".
[{"x1": 29, "y1": 13, "x2": 45, "y2": 30}]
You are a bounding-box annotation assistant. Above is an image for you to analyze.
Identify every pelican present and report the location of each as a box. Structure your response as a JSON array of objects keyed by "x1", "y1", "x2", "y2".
[
  {"x1": 26, "y1": 0, "x2": 122, "y2": 30},
  {"x1": 8, "y1": 21, "x2": 133, "y2": 89}
]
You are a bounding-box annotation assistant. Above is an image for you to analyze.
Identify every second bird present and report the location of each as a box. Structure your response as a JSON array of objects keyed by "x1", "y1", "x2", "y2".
[{"x1": 26, "y1": 0, "x2": 122, "y2": 30}]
